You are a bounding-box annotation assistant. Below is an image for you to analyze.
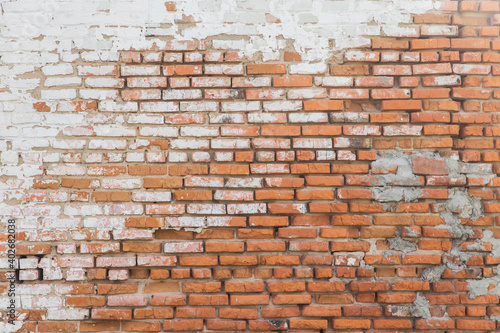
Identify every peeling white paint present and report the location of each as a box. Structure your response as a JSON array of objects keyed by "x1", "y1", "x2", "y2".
[{"x1": 370, "y1": 151, "x2": 500, "y2": 307}]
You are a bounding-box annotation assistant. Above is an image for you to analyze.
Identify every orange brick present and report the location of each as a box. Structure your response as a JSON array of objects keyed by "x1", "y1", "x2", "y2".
[{"x1": 247, "y1": 64, "x2": 286, "y2": 74}]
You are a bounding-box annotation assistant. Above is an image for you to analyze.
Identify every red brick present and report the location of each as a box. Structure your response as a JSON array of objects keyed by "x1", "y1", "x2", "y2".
[{"x1": 247, "y1": 64, "x2": 286, "y2": 74}]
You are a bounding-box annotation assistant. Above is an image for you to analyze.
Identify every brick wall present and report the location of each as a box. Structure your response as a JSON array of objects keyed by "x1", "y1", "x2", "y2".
[{"x1": 1, "y1": 0, "x2": 500, "y2": 332}]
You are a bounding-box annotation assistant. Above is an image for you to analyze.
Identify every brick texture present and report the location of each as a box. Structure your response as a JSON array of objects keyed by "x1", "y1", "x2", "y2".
[{"x1": 1, "y1": 0, "x2": 500, "y2": 332}]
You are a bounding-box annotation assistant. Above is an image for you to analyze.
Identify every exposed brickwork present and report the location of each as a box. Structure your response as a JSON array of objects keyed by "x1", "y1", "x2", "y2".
[{"x1": 2, "y1": 0, "x2": 500, "y2": 332}]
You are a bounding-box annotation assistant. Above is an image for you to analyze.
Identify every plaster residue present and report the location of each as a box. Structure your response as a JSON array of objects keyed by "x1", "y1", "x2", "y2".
[
  {"x1": 0, "y1": 0, "x2": 440, "y2": 69},
  {"x1": 161, "y1": 0, "x2": 438, "y2": 62},
  {"x1": 388, "y1": 229, "x2": 417, "y2": 254},
  {"x1": 419, "y1": 187, "x2": 482, "y2": 284},
  {"x1": 369, "y1": 151, "x2": 498, "y2": 298},
  {"x1": 466, "y1": 230, "x2": 500, "y2": 299},
  {"x1": 387, "y1": 292, "x2": 449, "y2": 323}
]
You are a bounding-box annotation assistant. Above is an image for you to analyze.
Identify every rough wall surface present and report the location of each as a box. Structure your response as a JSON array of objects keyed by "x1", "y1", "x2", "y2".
[{"x1": 1, "y1": 0, "x2": 500, "y2": 332}]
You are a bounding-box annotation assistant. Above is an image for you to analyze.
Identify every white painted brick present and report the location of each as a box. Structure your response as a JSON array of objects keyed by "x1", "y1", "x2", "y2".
[
  {"x1": 132, "y1": 191, "x2": 171, "y2": 202},
  {"x1": 1, "y1": 151, "x2": 19, "y2": 165},
  {"x1": 108, "y1": 269, "x2": 129, "y2": 280},
  {"x1": 289, "y1": 63, "x2": 327, "y2": 74},
  {"x1": 113, "y1": 229, "x2": 153, "y2": 240},
  {"x1": 121, "y1": 65, "x2": 160, "y2": 76},
  {"x1": 47, "y1": 309, "x2": 89, "y2": 320},
  {"x1": 381, "y1": 51, "x2": 400, "y2": 62},
  {"x1": 421, "y1": 25, "x2": 458, "y2": 37},
  {"x1": 85, "y1": 153, "x2": 103, "y2": 163},
  {"x1": 102, "y1": 179, "x2": 142, "y2": 189},
  {"x1": 21, "y1": 296, "x2": 63, "y2": 309},
  {"x1": 85, "y1": 77, "x2": 125, "y2": 88},
  {"x1": 65, "y1": 205, "x2": 103, "y2": 216},
  {"x1": 163, "y1": 89, "x2": 202, "y2": 100},
  {"x1": 212, "y1": 39, "x2": 247, "y2": 49},
  {"x1": 227, "y1": 203, "x2": 267, "y2": 215},
  {"x1": 126, "y1": 152, "x2": 145, "y2": 162},
  {"x1": 293, "y1": 138, "x2": 332, "y2": 149},
  {"x1": 205, "y1": 64, "x2": 244, "y2": 75},
  {"x1": 94, "y1": 125, "x2": 137, "y2": 137},
  {"x1": 141, "y1": 102, "x2": 179, "y2": 112},
  {"x1": 83, "y1": 217, "x2": 125, "y2": 229},
  {"x1": 181, "y1": 126, "x2": 219, "y2": 137},
  {"x1": 165, "y1": 217, "x2": 206, "y2": 228},
  {"x1": 44, "y1": 77, "x2": 82, "y2": 87},
  {"x1": 103, "y1": 203, "x2": 144, "y2": 215},
  {"x1": 66, "y1": 269, "x2": 86, "y2": 281},
  {"x1": 50, "y1": 139, "x2": 86, "y2": 149},
  {"x1": 318, "y1": 77, "x2": 353, "y2": 87},
  {"x1": 384, "y1": 125, "x2": 423, "y2": 136},
  {"x1": 57, "y1": 244, "x2": 77, "y2": 254},
  {"x1": 170, "y1": 139, "x2": 209, "y2": 150},
  {"x1": 41, "y1": 89, "x2": 76, "y2": 100},
  {"x1": 40, "y1": 218, "x2": 81, "y2": 229},
  {"x1": 222, "y1": 101, "x2": 260, "y2": 112},
  {"x1": 164, "y1": 241, "x2": 204, "y2": 253},
  {"x1": 81, "y1": 51, "x2": 120, "y2": 62},
  {"x1": 289, "y1": 112, "x2": 328, "y2": 123},
  {"x1": 232, "y1": 77, "x2": 271, "y2": 87},
  {"x1": 382, "y1": 26, "x2": 420, "y2": 38},
  {"x1": 287, "y1": 88, "x2": 326, "y2": 99},
  {"x1": 192, "y1": 152, "x2": 211, "y2": 162},
  {"x1": 89, "y1": 139, "x2": 127, "y2": 150},
  {"x1": 317, "y1": 150, "x2": 337, "y2": 161},
  {"x1": 330, "y1": 112, "x2": 369, "y2": 123},
  {"x1": 337, "y1": 150, "x2": 356, "y2": 161},
  {"x1": 97, "y1": 101, "x2": 138, "y2": 112},
  {"x1": 104, "y1": 153, "x2": 124, "y2": 163},
  {"x1": 168, "y1": 152, "x2": 188, "y2": 162},
  {"x1": 211, "y1": 139, "x2": 250, "y2": 149},
  {"x1": 42, "y1": 64, "x2": 73, "y2": 75},
  {"x1": 192, "y1": 77, "x2": 231, "y2": 87},
  {"x1": 11, "y1": 139, "x2": 49, "y2": 150},
  {"x1": 128, "y1": 114, "x2": 164, "y2": 124},
  {"x1": 214, "y1": 152, "x2": 233, "y2": 162},
  {"x1": 77, "y1": 65, "x2": 117, "y2": 76},
  {"x1": 19, "y1": 270, "x2": 40, "y2": 281},
  {"x1": 187, "y1": 204, "x2": 226, "y2": 215},
  {"x1": 185, "y1": 176, "x2": 224, "y2": 187},
  {"x1": 225, "y1": 177, "x2": 263, "y2": 188},
  {"x1": 19, "y1": 259, "x2": 39, "y2": 270},
  {"x1": 79, "y1": 89, "x2": 119, "y2": 100},
  {"x1": 180, "y1": 102, "x2": 218, "y2": 112},
  {"x1": 139, "y1": 126, "x2": 179, "y2": 137},
  {"x1": 46, "y1": 164, "x2": 86, "y2": 176},
  {"x1": 23, "y1": 127, "x2": 60, "y2": 137},
  {"x1": 210, "y1": 113, "x2": 245, "y2": 124},
  {"x1": 248, "y1": 113, "x2": 285, "y2": 124},
  {"x1": 345, "y1": 50, "x2": 379, "y2": 62},
  {"x1": 96, "y1": 257, "x2": 136, "y2": 267},
  {"x1": 263, "y1": 101, "x2": 302, "y2": 112}
]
